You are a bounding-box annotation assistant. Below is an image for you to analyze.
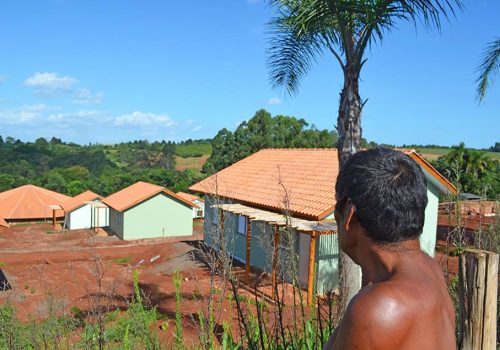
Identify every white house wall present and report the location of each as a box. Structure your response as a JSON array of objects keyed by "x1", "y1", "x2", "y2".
[
  {"x1": 193, "y1": 200, "x2": 205, "y2": 218},
  {"x1": 68, "y1": 204, "x2": 92, "y2": 229},
  {"x1": 92, "y1": 206, "x2": 109, "y2": 227},
  {"x1": 68, "y1": 203, "x2": 109, "y2": 230}
]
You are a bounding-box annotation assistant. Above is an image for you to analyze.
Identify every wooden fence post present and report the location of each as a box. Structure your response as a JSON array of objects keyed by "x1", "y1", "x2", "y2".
[{"x1": 458, "y1": 249, "x2": 499, "y2": 350}]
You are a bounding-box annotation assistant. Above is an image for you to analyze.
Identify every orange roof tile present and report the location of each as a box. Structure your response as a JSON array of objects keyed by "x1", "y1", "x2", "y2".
[
  {"x1": 189, "y1": 148, "x2": 456, "y2": 220},
  {"x1": 176, "y1": 192, "x2": 204, "y2": 203},
  {"x1": 102, "y1": 181, "x2": 195, "y2": 212},
  {"x1": 0, "y1": 185, "x2": 70, "y2": 220},
  {"x1": 62, "y1": 190, "x2": 103, "y2": 212},
  {"x1": 0, "y1": 217, "x2": 8, "y2": 227},
  {"x1": 190, "y1": 149, "x2": 338, "y2": 220}
]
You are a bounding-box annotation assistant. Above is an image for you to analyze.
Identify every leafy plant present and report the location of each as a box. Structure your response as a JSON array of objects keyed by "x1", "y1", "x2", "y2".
[
  {"x1": 114, "y1": 256, "x2": 132, "y2": 265},
  {"x1": 173, "y1": 271, "x2": 184, "y2": 349}
]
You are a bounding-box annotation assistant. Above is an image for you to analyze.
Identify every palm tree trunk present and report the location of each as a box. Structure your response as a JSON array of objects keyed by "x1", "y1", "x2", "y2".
[
  {"x1": 337, "y1": 69, "x2": 363, "y2": 306},
  {"x1": 337, "y1": 70, "x2": 362, "y2": 168}
]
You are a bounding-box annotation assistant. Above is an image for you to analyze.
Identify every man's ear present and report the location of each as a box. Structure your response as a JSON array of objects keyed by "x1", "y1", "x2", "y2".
[{"x1": 344, "y1": 204, "x2": 356, "y2": 232}]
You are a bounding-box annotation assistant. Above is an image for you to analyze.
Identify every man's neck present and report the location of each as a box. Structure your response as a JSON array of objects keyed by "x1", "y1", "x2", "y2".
[{"x1": 356, "y1": 238, "x2": 421, "y2": 286}]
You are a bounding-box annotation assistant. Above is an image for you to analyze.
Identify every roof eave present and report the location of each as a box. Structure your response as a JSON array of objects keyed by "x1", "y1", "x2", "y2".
[
  {"x1": 408, "y1": 152, "x2": 458, "y2": 195},
  {"x1": 104, "y1": 188, "x2": 196, "y2": 212}
]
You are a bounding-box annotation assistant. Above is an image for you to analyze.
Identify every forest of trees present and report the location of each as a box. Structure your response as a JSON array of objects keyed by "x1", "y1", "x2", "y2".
[
  {"x1": 0, "y1": 135, "x2": 203, "y2": 196},
  {"x1": 203, "y1": 109, "x2": 342, "y2": 173},
  {"x1": 0, "y1": 108, "x2": 498, "y2": 199}
]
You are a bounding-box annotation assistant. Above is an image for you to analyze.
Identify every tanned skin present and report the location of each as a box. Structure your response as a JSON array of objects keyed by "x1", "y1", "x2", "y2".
[{"x1": 324, "y1": 203, "x2": 456, "y2": 350}]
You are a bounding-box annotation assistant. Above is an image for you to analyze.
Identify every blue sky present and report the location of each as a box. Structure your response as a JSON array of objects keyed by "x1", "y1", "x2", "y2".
[{"x1": 0, "y1": 0, "x2": 498, "y2": 148}]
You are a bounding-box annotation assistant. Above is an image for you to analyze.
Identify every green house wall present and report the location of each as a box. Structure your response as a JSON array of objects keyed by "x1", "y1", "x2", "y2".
[
  {"x1": 109, "y1": 193, "x2": 192, "y2": 240},
  {"x1": 203, "y1": 184, "x2": 440, "y2": 295},
  {"x1": 109, "y1": 208, "x2": 124, "y2": 239},
  {"x1": 420, "y1": 183, "x2": 440, "y2": 257},
  {"x1": 316, "y1": 234, "x2": 340, "y2": 294}
]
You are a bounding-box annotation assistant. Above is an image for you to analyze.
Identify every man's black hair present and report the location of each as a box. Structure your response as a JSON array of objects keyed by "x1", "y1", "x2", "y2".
[{"x1": 335, "y1": 148, "x2": 428, "y2": 244}]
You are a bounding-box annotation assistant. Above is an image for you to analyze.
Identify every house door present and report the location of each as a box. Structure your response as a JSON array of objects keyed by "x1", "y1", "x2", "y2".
[{"x1": 298, "y1": 233, "x2": 310, "y2": 288}]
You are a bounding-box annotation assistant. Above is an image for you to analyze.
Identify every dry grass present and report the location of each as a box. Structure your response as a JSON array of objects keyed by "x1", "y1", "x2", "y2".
[{"x1": 175, "y1": 155, "x2": 209, "y2": 171}]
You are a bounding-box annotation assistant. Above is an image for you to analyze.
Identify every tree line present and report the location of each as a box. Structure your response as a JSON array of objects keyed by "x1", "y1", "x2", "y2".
[
  {"x1": 0, "y1": 136, "x2": 202, "y2": 196},
  {"x1": 205, "y1": 109, "x2": 348, "y2": 173},
  {"x1": 0, "y1": 109, "x2": 497, "y2": 199}
]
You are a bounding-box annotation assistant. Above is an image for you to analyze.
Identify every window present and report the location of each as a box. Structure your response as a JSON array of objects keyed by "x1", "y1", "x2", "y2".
[
  {"x1": 212, "y1": 207, "x2": 218, "y2": 225},
  {"x1": 237, "y1": 215, "x2": 247, "y2": 235},
  {"x1": 196, "y1": 209, "x2": 203, "y2": 218}
]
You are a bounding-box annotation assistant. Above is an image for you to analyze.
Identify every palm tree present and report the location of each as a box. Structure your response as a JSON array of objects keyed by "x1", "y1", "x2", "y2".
[
  {"x1": 476, "y1": 37, "x2": 500, "y2": 101},
  {"x1": 267, "y1": 0, "x2": 462, "y2": 167},
  {"x1": 267, "y1": 0, "x2": 462, "y2": 304}
]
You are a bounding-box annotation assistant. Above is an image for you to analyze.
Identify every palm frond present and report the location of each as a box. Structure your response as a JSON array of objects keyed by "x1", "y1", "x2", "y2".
[
  {"x1": 267, "y1": 0, "x2": 463, "y2": 94},
  {"x1": 267, "y1": 18, "x2": 325, "y2": 95},
  {"x1": 353, "y1": 0, "x2": 463, "y2": 66},
  {"x1": 476, "y1": 38, "x2": 500, "y2": 102},
  {"x1": 267, "y1": 0, "x2": 340, "y2": 95}
]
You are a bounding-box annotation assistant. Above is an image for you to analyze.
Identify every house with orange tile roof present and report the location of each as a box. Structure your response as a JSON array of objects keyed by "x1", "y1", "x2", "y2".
[
  {"x1": 176, "y1": 191, "x2": 205, "y2": 219},
  {"x1": 189, "y1": 148, "x2": 457, "y2": 301},
  {"x1": 0, "y1": 184, "x2": 70, "y2": 227},
  {"x1": 102, "y1": 181, "x2": 195, "y2": 240},
  {"x1": 62, "y1": 190, "x2": 109, "y2": 230}
]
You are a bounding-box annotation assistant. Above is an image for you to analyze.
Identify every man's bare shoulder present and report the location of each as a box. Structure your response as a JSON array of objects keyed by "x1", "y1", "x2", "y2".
[{"x1": 329, "y1": 282, "x2": 417, "y2": 350}]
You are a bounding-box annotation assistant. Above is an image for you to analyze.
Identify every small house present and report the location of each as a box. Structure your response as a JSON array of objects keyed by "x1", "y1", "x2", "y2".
[
  {"x1": 62, "y1": 190, "x2": 109, "y2": 230},
  {"x1": 189, "y1": 148, "x2": 457, "y2": 303},
  {"x1": 176, "y1": 192, "x2": 205, "y2": 219},
  {"x1": 102, "y1": 181, "x2": 194, "y2": 240},
  {"x1": 0, "y1": 185, "x2": 70, "y2": 227}
]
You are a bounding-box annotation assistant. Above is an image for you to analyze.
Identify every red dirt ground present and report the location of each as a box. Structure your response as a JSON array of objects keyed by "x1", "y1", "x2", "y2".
[
  {"x1": 0, "y1": 223, "x2": 460, "y2": 348},
  {"x1": 0, "y1": 223, "x2": 224, "y2": 348}
]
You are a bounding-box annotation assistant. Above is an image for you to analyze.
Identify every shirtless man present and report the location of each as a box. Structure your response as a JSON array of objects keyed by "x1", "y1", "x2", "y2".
[{"x1": 324, "y1": 148, "x2": 456, "y2": 350}]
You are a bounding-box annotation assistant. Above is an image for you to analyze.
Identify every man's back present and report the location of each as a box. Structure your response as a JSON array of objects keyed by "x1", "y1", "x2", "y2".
[
  {"x1": 326, "y1": 249, "x2": 456, "y2": 349},
  {"x1": 328, "y1": 148, "x2": 457, "y2": 349}
]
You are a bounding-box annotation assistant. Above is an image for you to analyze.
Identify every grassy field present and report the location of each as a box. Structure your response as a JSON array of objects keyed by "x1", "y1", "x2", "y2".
[
  {"x1": 175, "y1": 142, "x2": 212, "y2": 158},
  {"x1": 416, "y1": 148, "x2": 500, "y2": 161},
  {"x1": 175, "y1": 154, "x2": 210, "y2": 171}
]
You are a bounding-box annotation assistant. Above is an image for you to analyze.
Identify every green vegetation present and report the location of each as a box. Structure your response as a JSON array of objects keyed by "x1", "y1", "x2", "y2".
[
  {"x1": 0, "y1": 114, "x2": 497, "y2": 200},
  {"x1": 114, "y1": 256, "x2": 132, "y2": 265},
  {"x1": 173, "y1": 272, "x2": 184, "y2": 348},
  {"x1": 175, "y1": 140, "x2": 212, "y2": 158},
  {"x1": 476, "y1": 37, "x2": 500, "y2": 101},
  {"x1": 267, "y1": 0, "x2": 461, "y2": 169},
  {"x1": 0, "y1": 136, "x2": 205, "y2": 196},
  {"x1": 432, "y1": 142, "x2": 499, "y2": 199},
  {"x1": 203, "y1": 109, "x2": 339, "y2": 173},
  {"x1": 414, "y1": 147, "x2": 500, "y2": 161}
]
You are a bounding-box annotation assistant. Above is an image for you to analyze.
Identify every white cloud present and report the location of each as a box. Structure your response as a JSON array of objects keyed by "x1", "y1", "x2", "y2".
[
  {"x1": 267, "y1": 97, "x2": 282, "y2": 105},
  {"x1": 24, "y1": 72, "x2": 103, "y2": 104},
  {"x1": 0, "y1": 105, "x2": 197, "y2": 143},
  {"x1": 24, "y1": 72, "x2": 78, "y2": 96},
  {"x1": 114, "y1": 111, "x2": 177, "y2": 129},
  {"x1": 46, "y1": 110, "x2": 111, "y2": 127},
  {"x1": 74, "y1": 88, "x2": 104, "y2": 104},
  {"x1": 0, "y1": 104, "x2": 54, "y2": 125}
]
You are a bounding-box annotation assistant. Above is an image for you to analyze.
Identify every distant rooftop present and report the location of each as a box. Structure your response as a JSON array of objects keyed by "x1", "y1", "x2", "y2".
[
  {"x1": 176, "y1": 191, "x2": 204, "y2": 204},
  {"x1": 102, "y1": 181, "x2": 194, "y2": 212},
  {"x1": 62, "y1": 190, "x2": 103, "y2": 212},
  {"x1": 0, "y1": 185, "x2": 70, "y2": 224}
]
